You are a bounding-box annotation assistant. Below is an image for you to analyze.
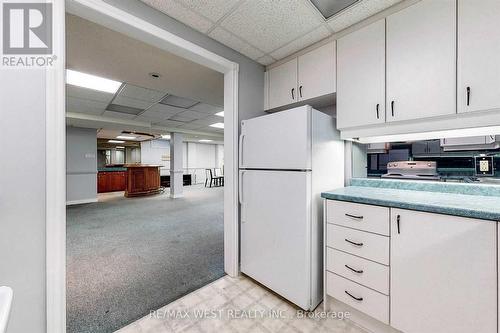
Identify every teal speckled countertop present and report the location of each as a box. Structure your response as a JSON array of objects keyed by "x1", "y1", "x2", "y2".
[{"x1": 321, "y1": 178, "x2": 500, "y2": 221}]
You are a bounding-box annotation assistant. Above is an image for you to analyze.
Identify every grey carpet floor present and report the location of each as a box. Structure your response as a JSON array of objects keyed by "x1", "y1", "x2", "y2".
[{"x1": 66, "y1": 185, "x2": 224, "y2": 333}]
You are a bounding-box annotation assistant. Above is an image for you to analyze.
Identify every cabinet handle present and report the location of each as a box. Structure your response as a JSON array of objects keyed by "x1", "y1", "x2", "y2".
[
  {"x1": 466, "y1": 86, "x2": 470, "y2": 106},
  {"x1": 391, "y1": 101, "x2": 395, "y2": 117},
  {"x1": 345, "y1": 238, "x2": 363, "y2": 247},
  {"x1": 345, "y1": 290, "x2": 363, "y2": 301},
  {"x1": 299, "y1": 85, "x2": 303, "y2": 98},
  {"x1": 291, "y1": 88, "x2": 295, "y2": 100},
  {"x1": 396, "y1": 214, "x2": 401, "y2": 234},
  {"x1": 345, "y1": 264, "x2": 364, "y2": 274},
  {"x1": 376, "y1": 104, "x2": 380, "y2": 119},
  {"x1": 345, "y1": 213, "x2": 363, "y2": 219}
]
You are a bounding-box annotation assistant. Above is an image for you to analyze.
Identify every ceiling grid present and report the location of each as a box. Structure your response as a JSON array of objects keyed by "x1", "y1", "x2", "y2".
[{"x1": 140, "y1": 0, "x2": 403, "y2": 66}]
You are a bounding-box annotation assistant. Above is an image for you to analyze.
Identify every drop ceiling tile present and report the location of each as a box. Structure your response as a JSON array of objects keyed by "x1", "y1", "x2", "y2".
[
  {"x1": 148, "y1": 103, "x2": 185, "y2": 115},
  {"x1": 160, "y1": 94, "x2": 199, "y2": 108},
  {"x1": 177, "y1": 122, "x2": 205, "y2": 130},
  {"x1": 220, "y1": 0, "x2": 323, "y2": 53},
  {"x1": 190, "y1": 115, "x2": 222, "y2": 126},
  {"x1": 66, "y1": 96, "x2": 107, "y2": 115},
  {"x1": 176, "y1": 0, "x2": 241, "y2": 22},
  {"x1": 113, "y1": 96, "x2": 153, "y2": 110},
  {"x1": 327, "y1": 0, "x2": 402, "y2": 32},
  {"x1": 66, "y1": 85, "x2": 114, "y2": 103},
  {"x1": 270, "y1": 26, "x2": 331, "y2": 60},
  {"x1": 256, "y1": 55, "x2": 276, "y2": 66},
  {"x1": 106, "y1": 103, "x2": 143, "y2": 115},
  {"x1": 134, "y1": 112, "x2": 167, "y2": 122},
  {"x1": 153, "y1": 119, "x2": 186, "y2": 127},
  {"x1": 189, "y1": 103, "x2": 223, "y2": 114},
  {"x1": 209, "y1": 27, "x2": 265, "y2": 60},
  {"x1": 102, "y1": 110, "x2": 138, "y2": 120},
  {"x1": 140, "y1": 0, "x2": 214, "y2": 33},
  {"x1": 119, "y1": 84, "x2": 166, "y2": 103},
  {"x1": 169, "y1": 115, "x2": 193, "y2": 122},
  {"x1": 176, "y1": 110, "x2": 206, "y2": 120}
]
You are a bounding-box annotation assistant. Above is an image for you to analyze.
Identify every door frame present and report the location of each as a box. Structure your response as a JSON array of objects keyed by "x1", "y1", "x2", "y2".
[{"x1": 46, "y1": 1, "x2": 240, "y2": 332}]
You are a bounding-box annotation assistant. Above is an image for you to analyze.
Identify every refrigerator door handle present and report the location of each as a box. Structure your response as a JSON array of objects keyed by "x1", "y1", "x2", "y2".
[
  {"x1": 239, "y1": 134, "x2": 245, "y2": 167},
  {"x1": 239, "y1": 171, "x2": 246, "y2": 222}
]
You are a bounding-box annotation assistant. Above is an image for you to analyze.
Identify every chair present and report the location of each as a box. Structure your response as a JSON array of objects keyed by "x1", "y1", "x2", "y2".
[
  {"x1": 205, "y1": 169, "x2": 215, "y2": 187},
  {"x1": 214, "y1": 168, "x2": 224, "y2": 186}
]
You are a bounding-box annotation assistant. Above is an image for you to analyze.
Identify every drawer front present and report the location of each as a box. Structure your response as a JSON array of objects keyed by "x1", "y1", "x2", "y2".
[
  {"x1": 327, "y1": 200, "x2": 390, "y2": 236},
  {"x1": 327, "y1": 224, "x2": 389, "y2": 265},
  {"x1": 326, "y1": 248, "x2": 389, "y2": 295},
  {"x1": 327, "y1": 272, "x2": 389, "y2": 324}
]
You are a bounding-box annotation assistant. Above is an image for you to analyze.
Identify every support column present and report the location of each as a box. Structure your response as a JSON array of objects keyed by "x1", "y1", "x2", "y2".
[{"x1": 170, "y1": 132, "x2": 184, "y2": 198}]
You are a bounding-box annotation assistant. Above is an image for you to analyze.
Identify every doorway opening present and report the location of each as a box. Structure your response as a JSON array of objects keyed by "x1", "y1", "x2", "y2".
[{"x1": 49, "y1": 1, "x2": 238, "y2": 331}]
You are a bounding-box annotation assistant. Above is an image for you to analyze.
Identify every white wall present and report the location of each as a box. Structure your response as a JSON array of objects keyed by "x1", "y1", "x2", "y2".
[
  {"x1": 141, "y1": 139, "x2": 223, "y2": 183},
  {"x1": 66, "y1": 127, "x2": 98, "y2": 204},
  {"x1": 0, "y1": 70, "x2": 46, "y2": 333},
  {"x1": 140, "y1": 139, "x2": 171, "y2": 175}
]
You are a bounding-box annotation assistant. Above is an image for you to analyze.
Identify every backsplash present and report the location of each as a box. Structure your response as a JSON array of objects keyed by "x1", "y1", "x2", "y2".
[{"x1": 365, "y1": 138, "x2": 500, "y2": 183}]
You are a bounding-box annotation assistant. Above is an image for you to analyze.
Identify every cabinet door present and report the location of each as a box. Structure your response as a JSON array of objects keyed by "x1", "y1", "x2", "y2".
[
  {"x1": 458, "y1": 0, "x2": 500, "y2": 113},
  {"x1": 386, "y1": 0, "x2": 456, "y2": 122},
  {"x1": 337, "y1": 20, "x2": 385, "y2": 128},
  {"x1": 268, "y1": 58, "x2": 297, "y2": 109},
  {"x1": 298, "y1": 42, "x2": 335, "y2": 101},
  {"x1": 390, "y1": 209, "x2": 496, "y2": 333}
]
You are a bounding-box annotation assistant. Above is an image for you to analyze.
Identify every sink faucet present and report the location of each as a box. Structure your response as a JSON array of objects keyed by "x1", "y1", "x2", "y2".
[{"x1": 0, "y1": 287, "x2": 13, "y2": 333}]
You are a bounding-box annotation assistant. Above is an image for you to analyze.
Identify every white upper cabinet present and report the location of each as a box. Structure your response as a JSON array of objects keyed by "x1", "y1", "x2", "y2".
[
  {"x1": 268, "y1": 58, "x2": 298, "y2": 109},
  {"x1": 458, "y1": 0, "x2": 500, "y2": 113},
  {"x1": 337, "y1": 20, "x2": 385, "y2": 129},
  {"x1": 386, "y1": 0, "x2": 456, "y2": 122},
  {"x1": 298, "y1": 42, "x2": 335, "y2": 101},
  {"x1": 266, "y1": 42, "x2": 335, "y2": 110},
  {"x1": 390, "y1": 209, "x2": 497, "y2": 333}
]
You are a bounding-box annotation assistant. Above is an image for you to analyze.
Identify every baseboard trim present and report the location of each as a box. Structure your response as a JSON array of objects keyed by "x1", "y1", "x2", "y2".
[{"x1": 66, "y1": 198, "x2": 98, "y2": 205}]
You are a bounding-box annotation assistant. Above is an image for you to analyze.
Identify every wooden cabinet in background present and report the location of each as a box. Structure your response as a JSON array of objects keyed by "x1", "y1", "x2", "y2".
[
  {"x1": 97, "y1": 171, "x2": 126, "y2": 193},
  {"x1": 125, "y1": 165, "x2": 161, "y2": 197}
]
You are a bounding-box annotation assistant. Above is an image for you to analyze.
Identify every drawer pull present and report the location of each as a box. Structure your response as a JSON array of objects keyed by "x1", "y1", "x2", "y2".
[
  {"x1": 345, "y1": 238, "x2": 363, "y2": 247},
  {"x1": 345, "y1": 290, "x2": 363, "y2": 301},
  {"x1": 345, "y1": 213, "x2": 363, "y2": 219},
  {"x1": 345, "y1": 264, "x2": 364, "y2": 274}
]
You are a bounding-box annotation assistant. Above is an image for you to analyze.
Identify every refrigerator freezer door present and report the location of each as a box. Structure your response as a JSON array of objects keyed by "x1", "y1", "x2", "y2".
[
  {"x1": 240, "y1": 106, "x2": 311, "y2": 170},
  {"x1": 240, "y1": 169, "x2": 312, "y2": 309}
]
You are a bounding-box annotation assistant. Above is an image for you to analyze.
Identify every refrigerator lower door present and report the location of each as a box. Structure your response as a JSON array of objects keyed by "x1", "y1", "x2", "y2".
[{"x1": 240, "y1": 169, "x2": 312, "y2": 309}]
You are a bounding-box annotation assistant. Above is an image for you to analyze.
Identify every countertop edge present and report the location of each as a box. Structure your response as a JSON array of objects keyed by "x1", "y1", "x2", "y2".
[{"x1": 321, "y1": 193, "x2": 500, "y2": 222}]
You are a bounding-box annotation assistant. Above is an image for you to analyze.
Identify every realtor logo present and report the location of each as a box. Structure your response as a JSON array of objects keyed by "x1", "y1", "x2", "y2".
[{"x1": 3, "y1": 2, "x2": 52, "y2": 54}]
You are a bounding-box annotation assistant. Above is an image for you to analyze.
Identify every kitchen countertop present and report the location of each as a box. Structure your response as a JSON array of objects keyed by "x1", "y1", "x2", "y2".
[{"x1": 321, "y1": 178, "x2": 500, "y2": 221}]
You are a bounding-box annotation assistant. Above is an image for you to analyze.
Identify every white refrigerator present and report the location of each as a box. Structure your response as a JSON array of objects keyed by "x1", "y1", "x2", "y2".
[{"x1": 239, "y1": 105, "x2": 344, "y2": 310}]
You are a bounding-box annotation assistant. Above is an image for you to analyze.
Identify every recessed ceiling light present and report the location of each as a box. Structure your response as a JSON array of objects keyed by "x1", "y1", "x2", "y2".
[
  {"x1": 199, "y1": 139, "x2": 213, "y2": 142},
  {"x1": 161, "y1": 134, "x2": 171, "y2": 139},
  {"x1": 116, "y1": 135, "x2": 136, "y2": 140},
  {"x1": 210, "y1": 123, "x2": 224, "y2": 129},
  {"x1": 116, "y1": 146, "x2": 125, "y2": 149},
  {"x1": 215, "y1": 111, "x2": 224, "y2": 117},
  {"x1": 66, "y1": 69, "x2": 121, "y2": 93},
  {"x1": 108, "y1": 140, "x2": 125, "y2": 143}
]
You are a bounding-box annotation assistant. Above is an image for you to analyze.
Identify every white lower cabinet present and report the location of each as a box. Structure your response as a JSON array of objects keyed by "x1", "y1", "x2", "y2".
[
  {"x1": 325, "y1": 200, "x2": 498, "y2": 333},
  {"x1": 390, "y1": 209, "x2": 497, "y2": 333}
]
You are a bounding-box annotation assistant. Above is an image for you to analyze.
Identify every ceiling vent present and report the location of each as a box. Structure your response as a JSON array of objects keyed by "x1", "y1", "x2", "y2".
[{"x1": 309, "y1": 0, "x2": 360, "y2": 19}]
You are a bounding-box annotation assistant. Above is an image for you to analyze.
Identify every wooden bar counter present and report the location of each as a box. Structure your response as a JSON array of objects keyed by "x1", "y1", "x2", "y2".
[{"x1": 124, "y1": 164, "x2": 162, "y2": 197}]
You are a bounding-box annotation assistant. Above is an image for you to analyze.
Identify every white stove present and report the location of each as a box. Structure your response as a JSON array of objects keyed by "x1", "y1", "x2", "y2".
[{"x1": 382, "y1": 161, "x2": 440, "y2": 180}]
